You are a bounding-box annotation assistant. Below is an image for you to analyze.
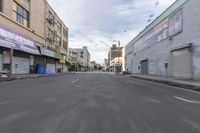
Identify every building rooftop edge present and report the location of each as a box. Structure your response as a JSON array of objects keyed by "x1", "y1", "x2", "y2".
[{"x1": 125, "y1": 0, "x2": 189, "y2": 49}]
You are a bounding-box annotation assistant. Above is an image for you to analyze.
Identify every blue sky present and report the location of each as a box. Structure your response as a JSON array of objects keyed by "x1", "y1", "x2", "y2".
[{"x1": 48, "y1": 0, "x2": 176, "y2": 63}]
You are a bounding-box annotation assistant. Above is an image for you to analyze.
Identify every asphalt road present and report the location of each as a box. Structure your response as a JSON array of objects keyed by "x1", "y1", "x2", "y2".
[{"x1": 0, "y1": 72, "x2": 200, "y2": 133}]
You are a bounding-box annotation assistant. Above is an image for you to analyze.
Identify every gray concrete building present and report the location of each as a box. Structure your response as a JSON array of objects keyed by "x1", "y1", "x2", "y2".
[
  {"x1": 125, "y1": 0, "x2": 200, "y2": 79},
  {"x1": 82, "y1": 46, "x2": 90, "y2": 68}
]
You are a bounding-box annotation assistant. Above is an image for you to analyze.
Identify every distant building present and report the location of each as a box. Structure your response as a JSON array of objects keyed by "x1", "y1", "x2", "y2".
[
  {"x1": 90, "y1": 61, "x2": 96, "y2": 70},
  {"x1": 108, "y1": 44, "x2": 123, "y2": 71},
  {"x1": 82, "y1": 46, "x2": 90, "y2": 68},
  {"x1": 111, "y1": 57, "x2": 123, "y2": 72},
  {"x1": 103, "y1": 59, "x2": 108, "y2": 71},
  {"x1": 68, "y1": 49, "x2": 80, "y2": 71},
  {"x1": 69, "y1": 46, "x2": 90, "y2": 71}
]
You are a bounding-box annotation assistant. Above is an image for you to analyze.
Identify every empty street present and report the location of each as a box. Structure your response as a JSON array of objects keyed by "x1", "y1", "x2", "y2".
[{"x1": 0, "y1": 73, "x2": 200, "y2": 133}]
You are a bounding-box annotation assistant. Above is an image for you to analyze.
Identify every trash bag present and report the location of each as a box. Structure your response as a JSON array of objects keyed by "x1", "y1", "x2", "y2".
[{"x1": 36, "y1": 64, "x2": 51, "y2": 74}]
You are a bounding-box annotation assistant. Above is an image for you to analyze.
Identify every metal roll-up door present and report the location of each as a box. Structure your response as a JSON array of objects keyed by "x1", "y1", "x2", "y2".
[
  {"x1": 47, "y1": 63, "x2": 56, "y2": 73},
  {"x1": 56, "y1": 63, "x2": 62, "y2": 69},
  {"x1": 63, "y1": 65, "x2": 68, "y2": 72},
  {"x1": 47, "y1": 57, "x2": 56, "y2": 73},
  {"x1": 0, "y1": 54, "x2": 2, "y2": 71},
  {"x1": 12, "y1": 57, "x2": 30, "y2": 74},
  {"x1": 172, "y1": 47, "x2": 192, "y2": 78},
  {"x1": 141, "y1": 60, "x2": 148, "y2": 75}
]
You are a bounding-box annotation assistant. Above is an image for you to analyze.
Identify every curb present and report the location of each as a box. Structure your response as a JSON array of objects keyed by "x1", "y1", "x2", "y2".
[
  {"x1": 0, "y1": 77, "x2": 17, "y2": 82},
  {"x1": 130, "y1": 76, "x2": 200, "y2": 91},
  {"x1": 0, "y1": 73, "x2": 73, "y2": 82}
]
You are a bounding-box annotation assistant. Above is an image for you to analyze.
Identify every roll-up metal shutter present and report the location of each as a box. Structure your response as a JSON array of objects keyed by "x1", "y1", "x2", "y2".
[
  {"x1": 171, "y1": 48, "x2": 192, "y2": 78},
  {"x1": 0, "y1": 54, "x2": 2, "y2": 71},
  {"x1": 12, "y1": 56, "x2": 30, "y2": 74},
  {"x1": 47, "y1": 63, "x2": 56, "y2": 73},
  {"x1": 46, "y1": 57, "x2": 56, "y2": 73},
  {"x1": 56, "y1": 63, "x2": 62, "y2": 69},
  {"x1": 141, "y1": 60, "x2": 148, "y2": 75},
  {"x1": 63, "y1": 65, "x2": 68, "y2": 72}
]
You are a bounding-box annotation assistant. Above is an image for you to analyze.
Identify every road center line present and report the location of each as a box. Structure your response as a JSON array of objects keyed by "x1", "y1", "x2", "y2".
[
  {"x1": 71, "y1": 79, "x2": 79, "y2": 84},
  {"x1": 174, "y1": 96, "x2": 200, "y2": 104}
]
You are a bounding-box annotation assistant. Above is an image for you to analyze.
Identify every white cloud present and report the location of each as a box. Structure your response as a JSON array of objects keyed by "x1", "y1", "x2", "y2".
[{"x1": 48, "y1": 0, "x2": 176, "y2": 63}]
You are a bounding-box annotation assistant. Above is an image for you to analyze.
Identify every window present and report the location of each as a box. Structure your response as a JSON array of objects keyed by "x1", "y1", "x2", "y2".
[
  {"x1": 80, "y1": 55, "x2": 84, "y2": 58},
  {"x1": 0, "y1": 0, "x2": 3, "y2": 12},
  {"x1": 63, "y1": 40, "x2": 68, "y2": 49},
  {"x1": 169, "y1": 9, "x2": 183, "y2": 36},
  {"x1": 47, "y1": 28, "x2": 53, "y2": 41},
  {"x1": 57, "y1": 36, "x2": 61, "y2": 46},
  {"x1": 48, "y1": 11, "x2": 53, "y2": 20},
  {"x1": 63, "y1": 28, "x2": 68, "y2": 38},
  {"x1": 12, "y1": 1, "x2": 29, "y2": 27},
  {"x1": 56, "y1": 21, "x2": 61, "y2": 32}
]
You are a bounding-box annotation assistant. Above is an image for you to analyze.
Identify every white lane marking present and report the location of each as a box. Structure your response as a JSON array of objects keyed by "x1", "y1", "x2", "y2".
[
  {"x1": 182, "y1": 118, "x2": 200, "y2": 131},
  {"x1": 174, "y1": 96, "x2": 200, "y2": 104},
  {"x1": 71, "y1": 79, "x2": 79, "y2": 84}
]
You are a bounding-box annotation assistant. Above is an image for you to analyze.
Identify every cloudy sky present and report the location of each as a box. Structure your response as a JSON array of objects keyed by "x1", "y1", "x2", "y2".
[{"x1": 48, "y1": 0, "x2": 176, "y2": 63}]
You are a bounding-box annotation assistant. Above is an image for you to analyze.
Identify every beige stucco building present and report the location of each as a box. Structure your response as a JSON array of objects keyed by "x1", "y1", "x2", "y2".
[{"x1": 0, "y1": 0, "x2": 69, "y2": 74}]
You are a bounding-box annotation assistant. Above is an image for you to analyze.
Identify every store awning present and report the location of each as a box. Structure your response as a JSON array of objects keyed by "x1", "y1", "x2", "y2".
[
  {"x1": 0, "y1": 24, "x2": 40, "y2": 55},
  {"x1": 54, "y1": 52, "x2": 62, "y2": 60},
  {"x1": 40, "y1": 48, "x2": 55, "y2": 58},
  {"x1": 40, "y1": 48, "x2": 62, "y2": 60}
]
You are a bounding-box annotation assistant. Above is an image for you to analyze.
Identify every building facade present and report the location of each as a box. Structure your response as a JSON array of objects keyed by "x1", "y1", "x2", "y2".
[
  {"x1": 103, "y1": 58, "x2": 108, "y2": 71},
  {"x1": 68, "y1": 47, "x2": 90, "y2": 71},
  {"x1": 0, "y1": 0, "x2": 68, "y2": 74},
  {"x1": 70, "y1": 47, "x2": 90, "y2": 67},
  {"x1": 68, "y1": 48, "x2": 81, "y2": 71},
  {"x1": 108, "y1": 44, "x2": 123, "y2": 71},
  {"x1": 82, "y1": 46, "x2": 90, "y2": 68},
  {"x1": 90, "y1": 61, "x2": 96, "y2": 71},
  {"x1": 111, "y1": 57, "x2": 123, "y2": 72},
  {"x1": 125, "y1": 0, "x2": 200, "y2": 79}
]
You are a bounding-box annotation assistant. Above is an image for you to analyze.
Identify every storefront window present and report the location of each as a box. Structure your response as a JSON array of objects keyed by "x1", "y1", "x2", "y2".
[{"x1": 12, "y1": 1, "x2": 29, "y2": 27}]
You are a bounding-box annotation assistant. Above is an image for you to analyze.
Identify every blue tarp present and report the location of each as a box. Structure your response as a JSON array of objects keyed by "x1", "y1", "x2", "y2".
[{"x1": 36, "y1": 64, "x2": 51, "y2": 74}]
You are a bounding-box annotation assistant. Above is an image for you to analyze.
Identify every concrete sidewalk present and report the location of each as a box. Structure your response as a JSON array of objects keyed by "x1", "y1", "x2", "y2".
[
  {"x1": 0, "y1": 72, "x2": 72, "y2": 82},
  {"x1": 129, "y1": 74, "x2": 200, "y2": 91}
]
